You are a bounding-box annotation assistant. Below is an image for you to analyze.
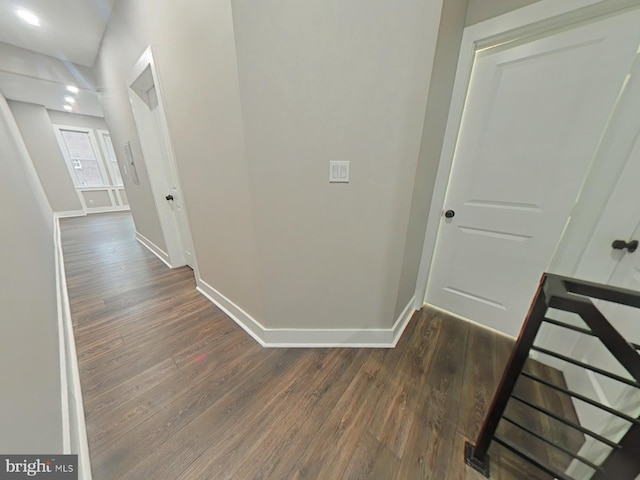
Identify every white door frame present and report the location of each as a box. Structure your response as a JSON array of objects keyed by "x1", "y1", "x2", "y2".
[
  {"x1": 53, "y1": 124, "x2": 111, "y2": 190},
  {"x1": 128, "y1": 46, "x2": 198, "y2": 273},
  {"x1": 413, "y1": 0, "x2": 640, "y2": 313},
  {"x1": 96, "y1": 129, "x2": 124, "y2": 187}
]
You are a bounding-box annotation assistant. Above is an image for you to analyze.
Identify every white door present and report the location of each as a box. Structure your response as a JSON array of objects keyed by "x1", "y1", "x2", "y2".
[
  {"x1": 563, "y1": 145, "x2": 640, "y2": 478},
  {"x1": 564, "y1": 219, "x2": 640, "y2": 478},
  {"x1": 147, "y1": 86, "x2": 195, "y2": 268},
  {"x1": 129, "y1": 48, "x2": 195, "y2": 269},
  {"x1": 426, "y1": 10, "x2": 640, "y2": 337}
]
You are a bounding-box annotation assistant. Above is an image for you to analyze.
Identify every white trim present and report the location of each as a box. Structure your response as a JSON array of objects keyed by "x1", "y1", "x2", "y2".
[
  {"x1": 391, "y1": 296, "x2": 418, "y2": 347},
  {"x1": 196, "y1": 278, "x2": 417, "y2": 348},
  {"x1": 84, "y1": 205, "x2": 131, "y2": 214},
  {"x1": 128, "y1": 46, "x2": 185, "y2": 267},
  {"x1": 53, "y1": 124, "x2": 110, "y2": 189},
  {"x1": 54, "y1": 217, "x2": 92, "y2": 479},
  {"x1": 106, "y1": 188, "x2": 116, "y2": 206},
  {"x1": 96, "y1": 129, "x2": 124, "y2": 188},
  {"x1": 414, "y1": 0, "x2": 638, "y2": 307},
  {"x1": 76, "y1": 186, "x2": 124, "y2": 192},
  {"x1": 467, "y1": 0, "x2": 602, "y2": 36},
  {"x1": 54, "y1": 219, "x2": 70, "y2": 454},
  {"x1": 76, "y1": 187, "x2": 128, "y2": 212},
  {"x1": 76, "y1": 187, "x2": 88, "y2": 211},
  {"x1": 128, "y1": 45, "x2": 198, "y2": 274},
  {"x1": 195, "y1": 279, "x2": 266, "y2": 347},
  {"x1": 585, "y1": 365, "x2": 612, "y2": 407},
  {"x1": 135, "y1": 232, "x2": 172, "y2": 268},
  {"x1": 54, "y1": 210, "x2": 87, "y2": 219}
]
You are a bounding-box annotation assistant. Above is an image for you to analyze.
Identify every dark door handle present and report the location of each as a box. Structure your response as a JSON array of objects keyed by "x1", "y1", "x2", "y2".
[
  {"x1": 165, "y1": 194, "x2": 174, "y2": 201},
  {"x1": 612, "y1": 239, "x2": 638, "y2": 253},
  {"x1": 444, "y1": 210, "x2": 455, "y2": 219}
]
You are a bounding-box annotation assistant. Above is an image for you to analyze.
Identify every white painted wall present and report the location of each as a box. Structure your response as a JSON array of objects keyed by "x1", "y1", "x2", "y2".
[
  {"x1": 0, "y1": 41, "x2": 98, "y2": 90},
  {"x1": 0, "y1": 93, "x2": 62, "y2": 453},
  {"x1": 8, "y1": 100, "x2": 82, "y2": 213},
  {"x1": 48, "y1": 110, "x2": 109, "y2": 131}
]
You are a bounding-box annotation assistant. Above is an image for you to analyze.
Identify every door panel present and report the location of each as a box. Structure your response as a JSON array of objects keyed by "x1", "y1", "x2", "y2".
[
  {"x1": 426, "y1": 10, "x2": 640, "y2": 336},
  {"x1": 565, "y1": 219, "x2": 640, "y2": 478},
  {"x1": 552, "y1": 48, "x2": 640, "y2": 476},
  {"x1": 147, "y1": 85, "x2": 194, "y2": 268}
]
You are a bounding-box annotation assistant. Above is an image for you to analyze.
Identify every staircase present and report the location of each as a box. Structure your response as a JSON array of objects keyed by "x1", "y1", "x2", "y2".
[{"x1": 464, "y1": 274, "x2": 640, "y2": 479}]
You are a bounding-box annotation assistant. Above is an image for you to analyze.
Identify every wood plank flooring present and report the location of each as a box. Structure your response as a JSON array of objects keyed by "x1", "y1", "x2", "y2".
[{"x1": 61, "y1": 212, "x2": 583, "y2": 479}]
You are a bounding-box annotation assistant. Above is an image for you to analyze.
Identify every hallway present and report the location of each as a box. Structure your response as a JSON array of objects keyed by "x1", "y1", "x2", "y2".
[{"x1": 61, "y1": 212, "x2": 559, "y2": 479}]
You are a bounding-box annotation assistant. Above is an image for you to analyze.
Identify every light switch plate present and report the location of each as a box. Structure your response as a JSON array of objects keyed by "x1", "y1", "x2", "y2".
[{"x1": 329, "y1": 161, "x2": 349, "y2": 183}]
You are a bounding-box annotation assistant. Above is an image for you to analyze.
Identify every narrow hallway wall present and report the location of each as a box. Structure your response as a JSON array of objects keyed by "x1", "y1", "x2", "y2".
[{"x1": 0, "y1": 93, "x2": 62, "y2": 452}]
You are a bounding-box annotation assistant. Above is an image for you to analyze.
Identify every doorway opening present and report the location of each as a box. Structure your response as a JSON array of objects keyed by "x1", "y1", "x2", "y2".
[{"x1": 128, "y1": 47, "x2": 195, "y2": 269}]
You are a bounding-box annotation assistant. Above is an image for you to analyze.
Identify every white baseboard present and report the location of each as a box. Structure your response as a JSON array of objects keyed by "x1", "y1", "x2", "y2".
[
  {"x1": 85, "y1": 205, "x2": 130, "y2": 214},
  {"x1": 390, "y1": 296, "x2": 418, "y2": 347},
  {"x1": 53, "y1": 218, "x2": 70, "y2": 454},
  {"x1": 195, "y1": 279, "x2": 266, "y2": 346},
  {"x1": 135, "y1": 232, "x2": 172, "y2": 268},
  {"x1": 54, "y1": 210, "x2": 86, "y2": 219},
  {"x1": 196, "y1": 277, "x2": 417, "y2": 348},
  {"x1": 54, "y1": 217, "x2": 92, "y2": 480}
]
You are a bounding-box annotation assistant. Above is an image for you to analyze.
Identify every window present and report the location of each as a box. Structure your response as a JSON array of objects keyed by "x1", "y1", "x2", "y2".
[
  {"x1": 57, "y1": 128, "x2": 106, "y2": 187},
  {"x1": 99, "y1": 131, "x2": 123, "y2": 186},
  {"x1": 54, "y1": 125, "x2": 124, "y2": 189}
]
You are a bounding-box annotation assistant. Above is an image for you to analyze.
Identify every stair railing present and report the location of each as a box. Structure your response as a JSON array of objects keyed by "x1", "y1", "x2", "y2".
[{"x1": 464, "y1": 273, "x2": 640, "y2": 479}]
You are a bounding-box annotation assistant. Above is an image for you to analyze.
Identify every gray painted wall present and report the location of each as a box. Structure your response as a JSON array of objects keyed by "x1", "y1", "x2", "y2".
[
  {"x1": 8, "y1": 100, "x2": 82, "y2": 213},
  {"x1": 96, "y1": 0, "x2": 443, "y2": 331},
  {"x1": 95, "y1": 3, "x2": 204, "y2": 257},
  {"x1": 95, "y1": 0, "x2": 259, "y2": 315},
  {"x1": 96, "y1": 0, "x2": 262, "y2": 304},
  {"x1": 95, "y1": 0, "x2": 547, "y2": 333},
  {"x1": 394, "y1": 0, "x2": 470, "y2": 318},
  {"x1": 232, "y1": 0, "x2": 443, "y2": 329},
  {"x1": 466, "y1": 0, "x2": 541, "y2": 25},
  {"x1": 0, "y1": 94, "x2": 62, "y2": 453}
]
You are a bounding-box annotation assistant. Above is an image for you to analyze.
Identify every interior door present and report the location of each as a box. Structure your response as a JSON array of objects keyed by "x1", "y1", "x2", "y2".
[
  {"x1": 564, "y1": 162, "x2": 640, "y2": 477},
  {"x1": 129, "y1": 50, "x2": 196, "y2": 270},
  {"x1": 564, "y1": 219, "x2": 640, "y2": 478},
  {"x1": 426, "y1": 10, "x2": 640, "y2": 336},
  {"x1": 147, "y1": 86, "x2": 195, "y2": 268}
]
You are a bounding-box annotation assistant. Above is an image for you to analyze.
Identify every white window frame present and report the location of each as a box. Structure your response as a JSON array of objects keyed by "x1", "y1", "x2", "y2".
[
  {"x1": 53, "y1": 124, "x2": 111, "y2": 189},
  {"x1": 96, "y1": 129, "x2": 124, "y2": 187}
]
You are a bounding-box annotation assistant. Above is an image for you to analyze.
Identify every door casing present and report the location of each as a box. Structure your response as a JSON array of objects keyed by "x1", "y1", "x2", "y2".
[
  {"x1": 128, "y1": 46, "x2": 198, "y2": 272},
  {"x1": 414, "y1": 0, "x2": 640, "y2": 318}
]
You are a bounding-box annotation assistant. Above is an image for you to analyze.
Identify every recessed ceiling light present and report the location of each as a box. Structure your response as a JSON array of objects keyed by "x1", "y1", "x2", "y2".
[
  {"x1": 64, "y1": 96, "x2": 76, "y2": 104},
  {"x1": 63, "y1": 105, "x2": 73, "y2": 111},
  {"x1": 66, "y1": 85, "x2": 79, "y2": 94},
  {"x1": 16, "y1": 9, "x2": 40, "y2": 27}
]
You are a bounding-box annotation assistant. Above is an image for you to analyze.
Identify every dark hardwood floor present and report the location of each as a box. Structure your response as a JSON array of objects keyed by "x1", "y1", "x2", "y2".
[{"x1": 61, "y1": 212, "x2": 582, "y2": 479}]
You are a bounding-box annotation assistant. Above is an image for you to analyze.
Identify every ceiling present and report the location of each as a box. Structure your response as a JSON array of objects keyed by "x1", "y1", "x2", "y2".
[
  {"x1": 0, "y1": 0, "x2": 116, "y2": 67},
  {"x1": 0, "y1": 70, "x2": 104, "y2": 117},
  {"x1": 0, "y1": 0, "x2": 115, "y2": 116}
]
